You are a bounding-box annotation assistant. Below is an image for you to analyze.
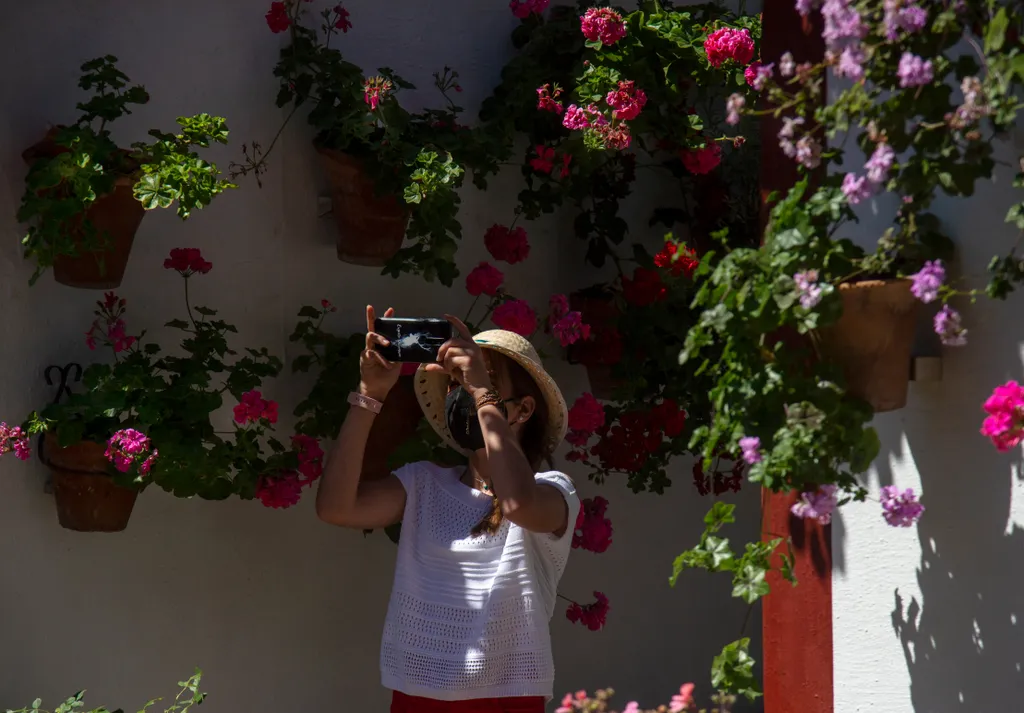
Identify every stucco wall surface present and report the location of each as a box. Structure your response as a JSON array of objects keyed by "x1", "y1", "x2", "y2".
[
  {"x1": 0, "y1": 2, "x2": 760, "y2": 712},
  {"x1": 832, "y1": 131, "x2": 1024, "y2": 712}
]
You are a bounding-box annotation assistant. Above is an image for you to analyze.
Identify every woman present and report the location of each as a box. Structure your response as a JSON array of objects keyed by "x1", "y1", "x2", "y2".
[{"x1": 316, "y1": 305, "x2": 581, "y2": 713}]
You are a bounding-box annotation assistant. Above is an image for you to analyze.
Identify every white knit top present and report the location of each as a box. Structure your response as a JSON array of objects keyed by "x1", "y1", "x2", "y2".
[{"x1": 380, "y1": 461, "x2": 581, "y2": 701}]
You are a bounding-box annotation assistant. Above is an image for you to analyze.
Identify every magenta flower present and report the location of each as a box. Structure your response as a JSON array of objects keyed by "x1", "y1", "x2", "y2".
[
  {"x1": 794, "y1": 269, "x2": 824, "y2": 309},
  {"x1": 670, "y1": 684, "x2": 696, "y2": 713},
  {"x1": 549, "y1": 294, "x2": 570, "y2": 322},
  {"x1": 509, "y1": 0, "x2": 549, "y2": 19},
  {"x1": 726, "y1": 93, "x2": 745, "y2": 125},
  {"x1": 605, "y1": 80, "x2": 648, "y2": 121},
  {"x1": 778, "y1": 116, "x2": 804, "y2": 158},
  {"x1": 552, "y1": 310, "x2": 591, "y2": 347},
  {"x1": 865, "y1": 143, "x2": 895, "y2": 185},
  {"x1": 745, "y1": 61, "x2": 774, "y2": 90},
  {"x1": 934, "y1": 304, "x2": 967, "y2": 346},
  {"x1": 567, "y1": 393, "x2": 605, "y2": 437},
  {"x1": 363, "y1": 76, "x2": 393, "y2": 110},
  {"x1": 739, "y1": 436, "x2": 762, "y2": 464},
  {"x1": 580, "y1": 7, "x2": 626, "y2": 46},
  {"x1": 233, "y1": 390, "x2": 279, "y2": 426},
  {"x1": 842, "y1": 173, "x2": 875, "y2": 205},
  {"x1": 492, "y1": 300, "x2": 538, "y2": 337},
  {"x1": 293, "y1": 434, "x2": 325, "y2": 486},
  {"x1": 572, "y1": 496, "x2": 613, "y2": 553},
  {"x1": 536, "y1": 83, "x2": 564, "y2": 114},
  {"x1": 164, "y1": 248, "x2": 212, "y2": 275},
  {"x1": 0, "y1": 422, "x2": 31, "y2": 461},
  {"x1": 105, "y1": 428, "x2": 156, "y2": 474},
  {"x1": 909, "y1": 260, "x2": 945, "y2": 303},
  {"x1": 795, "y1": 135, "x2": 823, "y2": 169},
  {"x1": 465, "y1": 262, "x2": 505, "y2": 297},
  {"x1": 565, "y1": 591, "x2": 610, "y2": 631},
  {"x1": 981, "y1": 381, "x2": 1024, "y2": 452},
  {"x1": 791, "y1": 484, "x2": 838, "y2": 525},
  {"x1": 562, "y1": 104, "x2": 592, "y2": 130},
  {"x1": 883, "y1": 1, "x2": 927, "y2": 40},
  {"x1": 704, "y1": 27, "x2": 755, "y2": 68},
  {"x1": 256, "y1": 473, "x2": 303, "y2": 509},
  {"x1": 333, "y1": 4, "x2": 352, "y2": 32},
  {"x1": 880, "y1": 485, "x2": 925, "y2": 527},
  {"x1": 897, "y1": 52, "x2": 934, "y2": 88},
  {"x1": 835, "y1": 45, "x2": 867, "y2": 81}
]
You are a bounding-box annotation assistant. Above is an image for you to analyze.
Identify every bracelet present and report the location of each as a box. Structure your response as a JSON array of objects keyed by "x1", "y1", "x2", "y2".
[
  {"x1": 475, "y1": 390, "x2": 508, "y2": 417},
  {"x1": 348, "y1": 392, "x2": 383, "y2": 415}
]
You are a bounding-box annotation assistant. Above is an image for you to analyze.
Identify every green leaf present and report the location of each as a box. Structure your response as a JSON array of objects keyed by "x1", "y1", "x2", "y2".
[
  {"x1": 705, "y1": 536, "x2": 735, "y2": 570},
  {"x1": 986, "y1": 8, "x2": 1009, "y2": 52},
  {"x1": 711, "y1": 638, "x2": 761, "y2": 700},
  {"x1": 732, "y1": 563, "x2": 770, "y2": 603},
  {"x1": 704, "y1": 501, "x2": 736, "y2": 531}
]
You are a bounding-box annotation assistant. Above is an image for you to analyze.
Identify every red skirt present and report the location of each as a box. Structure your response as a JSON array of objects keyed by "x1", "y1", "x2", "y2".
[{"x1": 390, "y1": 691, "x2": 545, "y2": 713}]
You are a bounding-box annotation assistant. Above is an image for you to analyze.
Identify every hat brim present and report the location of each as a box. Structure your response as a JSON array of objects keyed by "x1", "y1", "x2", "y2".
[{"x1": 414, "y1": 339, "x2": 568, "y2": 458}]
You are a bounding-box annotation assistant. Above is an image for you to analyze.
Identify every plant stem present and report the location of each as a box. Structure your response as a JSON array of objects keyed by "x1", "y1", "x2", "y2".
[
  {"x1": 184, "y1": 276, "x2": 197, "y2": 330},
  {"x1": 463, "y1": 294, "x2": 481, "y2": 324}
]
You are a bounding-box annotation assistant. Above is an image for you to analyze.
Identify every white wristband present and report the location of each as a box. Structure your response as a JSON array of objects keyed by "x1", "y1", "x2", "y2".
[{"x1": 348, "y1": 392, "x2": 383, "y2": 415}]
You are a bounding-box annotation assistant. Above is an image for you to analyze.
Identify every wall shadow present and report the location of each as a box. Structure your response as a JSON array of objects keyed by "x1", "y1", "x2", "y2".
[{"x1": 888, "y1": 391, "x2": 1024, "y2": 713}]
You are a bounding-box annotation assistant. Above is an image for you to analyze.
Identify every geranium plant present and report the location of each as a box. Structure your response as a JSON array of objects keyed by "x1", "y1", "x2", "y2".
[
  {"x1": 18, "y1": 56, "x2": 235, "y2": 284},
  {"x1": 554, "y1": 682, "x2": 734, "y2": 713},
  {"x1": 657, "y1": 0, "x2": 1024, "y2": 699},
  {"x1": 7, "y1": 670, "x2": 206, "y2": 713},
  {"x1": 0, "y1": 249, "x2": 320, "y2": 507},
  {"x1": 237, "y1": 1, "x2": 501, "y2": 285}
]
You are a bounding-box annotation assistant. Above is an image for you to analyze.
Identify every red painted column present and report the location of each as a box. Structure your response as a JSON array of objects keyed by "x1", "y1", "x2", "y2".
[{"x1": 758, "y1": 2, "x2": 833, "y2": 713}]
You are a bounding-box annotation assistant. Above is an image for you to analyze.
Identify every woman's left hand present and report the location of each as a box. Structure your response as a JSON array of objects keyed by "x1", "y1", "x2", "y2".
[{"x1": 422, "y1": 315, "x2": 491, "y2": 397}]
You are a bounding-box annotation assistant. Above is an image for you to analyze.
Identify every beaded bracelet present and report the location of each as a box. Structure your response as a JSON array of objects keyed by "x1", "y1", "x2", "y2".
[{"x1": 475, "y1": 390, "x2": 508, "y2": 417}]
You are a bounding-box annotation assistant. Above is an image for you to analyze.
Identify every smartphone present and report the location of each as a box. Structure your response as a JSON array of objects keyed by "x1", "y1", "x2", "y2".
[{"x1": 374, "y1": 317, "x2": 454, "y2": 363}]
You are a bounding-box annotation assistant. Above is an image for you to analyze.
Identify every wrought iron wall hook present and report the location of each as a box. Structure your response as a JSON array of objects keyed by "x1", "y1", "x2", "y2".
[
  {"x1": 44, "y1": 363, "x2": 83, "y2": 405},
  {"x1": 38, "y1": 363, "x2": 83, "y2": 493}
]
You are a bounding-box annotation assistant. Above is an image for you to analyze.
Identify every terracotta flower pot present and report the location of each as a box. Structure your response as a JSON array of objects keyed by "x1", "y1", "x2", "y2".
[
  {"x1": 42, "y1": 437, "x2": 138, "y2": 532},
  {"x1": 23, "y1": 131, "x2": 145, "y2": 289},
  {"x1": 316, "y1": 146, "x2": 409, "y2": 266},
  {"x1": 819, "y1": 279, "x2": 920, "y2": 413},
  {"x1": 567, "y1": 288, "x2": 626, "y2": 400},
  {"x1": 361, "y1": 375, "x2": 424, "y2": 481}
]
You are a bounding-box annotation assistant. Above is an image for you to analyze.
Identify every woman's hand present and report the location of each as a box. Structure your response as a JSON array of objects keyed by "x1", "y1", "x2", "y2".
[
  {"x1": 423, "y1": 315, "x2": 492, "y2": 398},
  {"x1": 359, "y1": 305, "x2": 399, "y2": 401}
]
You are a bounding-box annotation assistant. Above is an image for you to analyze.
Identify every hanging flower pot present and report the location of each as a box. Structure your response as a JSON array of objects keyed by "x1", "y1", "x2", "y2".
[
  {"x1": 362, "y1": 373, "x2": 423, "y2": 481},
  {"x1": 316, "y1": 146, "x2": 409, "y2": 267},
  {"x1": 819, "y1": 279, "x2": 920, "y2": 413},
  {"x1": 567, "y1": 287, "x2": 626, "y2": 400},
  {"x1": 22, "y1": 130, "x2": 146, "y2": 290},
  {"x1": 41, "y1": 437, "x2": 138, "y2": 532}
]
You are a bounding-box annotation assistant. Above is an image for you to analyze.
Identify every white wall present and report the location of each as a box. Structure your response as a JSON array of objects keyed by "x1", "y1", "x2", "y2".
[
  {"x1": 0, "y1": 2, "x2": 761, "y2": 712},
  {"x1": 832, "y1": 132, "x2": 1024, "y2": 710}
]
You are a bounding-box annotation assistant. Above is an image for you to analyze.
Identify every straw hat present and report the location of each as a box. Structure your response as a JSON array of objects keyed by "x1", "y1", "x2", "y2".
[{"x1": 414, "y1": 329, "x2": 568, "y2": 457}]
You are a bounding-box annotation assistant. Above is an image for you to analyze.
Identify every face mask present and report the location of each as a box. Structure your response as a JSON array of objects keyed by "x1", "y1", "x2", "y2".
[{"x1": 445, "y1": 385, "x2": 485, "y2": 452}]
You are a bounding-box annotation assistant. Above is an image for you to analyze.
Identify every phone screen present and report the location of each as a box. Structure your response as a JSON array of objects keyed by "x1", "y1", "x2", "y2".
[{"x1": 374, "y1": 317, "x2": 454, "y2": 363}]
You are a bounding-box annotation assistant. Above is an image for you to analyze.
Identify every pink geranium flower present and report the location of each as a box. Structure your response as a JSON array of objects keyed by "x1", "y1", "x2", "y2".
[
  {"x1": 233, "y1": 390, "x2": 279, "y2": 426},
  {"x1": 492, "y1": 300, "x2": 537, "y2": 337},
  {"x1": 465, "y1": 262, "x2": 505, "y2": 297},
  {"x1": 256, "y1": 473, "x2": 303, "y2": 509}
]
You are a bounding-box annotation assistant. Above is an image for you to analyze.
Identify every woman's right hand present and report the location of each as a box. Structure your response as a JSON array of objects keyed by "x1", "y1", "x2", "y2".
[{"x1": 359, "y1": 305, "x2": 399, "y2": 401}]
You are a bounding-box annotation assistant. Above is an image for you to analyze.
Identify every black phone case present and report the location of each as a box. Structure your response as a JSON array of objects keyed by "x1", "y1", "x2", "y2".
[{"x1": 374, "y1": 317, "x2": 454, "y2": 363}]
